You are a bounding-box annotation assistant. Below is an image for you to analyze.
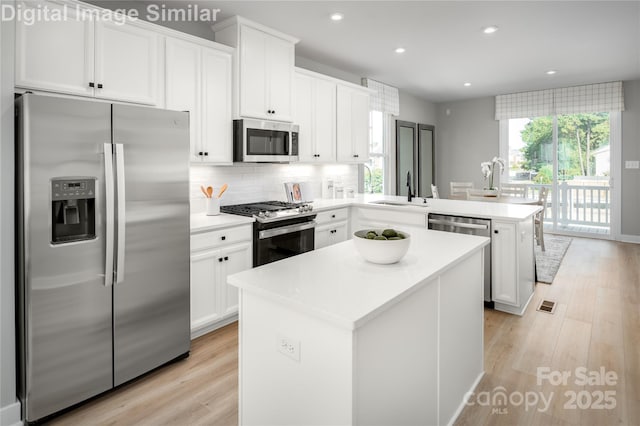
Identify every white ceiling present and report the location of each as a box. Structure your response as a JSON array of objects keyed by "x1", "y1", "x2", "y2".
[{"x1": 96, "y1": 1, "x2": 640, "y2": 102}]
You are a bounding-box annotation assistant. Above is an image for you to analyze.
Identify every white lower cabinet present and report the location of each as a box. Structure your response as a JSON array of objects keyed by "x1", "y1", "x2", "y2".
[
  {"x1": 190, "y1": 225, "x2": 252, "y2": 338},
  {"x1": 350, "y1": 206, "x2": 427, "y2": 233},
  {"x1": 491, "y1": 218, "x2": 535, "y2": 315},
  {"x1": 314, "y1": 208, "x2": 349, "y2": 249}
]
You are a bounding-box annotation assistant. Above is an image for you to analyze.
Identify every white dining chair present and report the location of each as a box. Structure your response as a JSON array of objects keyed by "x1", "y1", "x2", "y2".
[
  {"x1": 431, "y1": 184, "x2": 440, "y2": 199},
  {"x1": 450, "y1": 182, "x2": 473, "y2": 200},
  {"x1": 535, "y1": 187, "x2": 549, "y2": 251},
  {"x1": 500, "y1": 183, "x2": 527, "y2": 198}
]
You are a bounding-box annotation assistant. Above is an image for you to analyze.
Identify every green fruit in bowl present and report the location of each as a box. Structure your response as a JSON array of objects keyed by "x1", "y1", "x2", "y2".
[
  {"x1": 382, "y1": 229, "x2": 397, "y2": 238},
  {"x1": 373, "y1": 235, "x2": 387, "y2": 240}
]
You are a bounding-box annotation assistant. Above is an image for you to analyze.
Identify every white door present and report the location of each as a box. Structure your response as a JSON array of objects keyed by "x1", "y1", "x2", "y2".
[
  {"x1": 239, "y1": 25, "x2": 268, "y2": 119},
  {"x1": 491, "y1": 221, "x2": 518, "y2": 306},
  {"x1": 95, "y1": 20, "x2": 159, "y2": 105},
  {"x1": 165, "y1": 38, "x2": 201, "y2": 162},
  {"x1": 336, "y1": 86, "x2": 355, "y2": 162},
  {"x1": 351, "y1": 90, "x2": 370, "y2": 161},
  {"x1": 201, "y1": 48, "x2": 233, "y2": 164},
  {"x1": 266, "y1": 35, "x2": 294, "y2": 122},
  {"x1": 293, "y1": 73, "x2": 315, "y2": 161},
  {"x1": 15, "y1": 1, "x2": 94, "y2": 97},
  {"x1": 190, "y1": 249, "x2": 222, "y2": 330},
  {"x1": 314, "y1": 79, "x2": 337, "y2": 161},
  {"x1": 219, "y1": 242, "x2": 252, "y2": 317}
]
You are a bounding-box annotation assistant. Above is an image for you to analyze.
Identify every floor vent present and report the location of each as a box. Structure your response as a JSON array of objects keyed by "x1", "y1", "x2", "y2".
[{"x1": 537, "y1": 300, "x2": 556, "y2": 314}]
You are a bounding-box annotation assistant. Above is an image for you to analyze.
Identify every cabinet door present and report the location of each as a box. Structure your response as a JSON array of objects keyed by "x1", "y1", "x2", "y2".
[
  {"x1": 492, "y1": 221, "x2": 518, "y2": 306},
  {"x1": 314, "y1": 79, "x2": 337, "y2": 161},
  {"x1": 239, "y1": 25, "x2": 268, "y2": 119},
  {"x1": 337, "y1": 86, "x2": 369, "y2": 163},
  {"x1": 219, "y1": 242, "x2": 252, "y2": 317},
  {"x1": 266, "y1": 35, "x2": 294, "y2": 122},
  {"x1": 293, "y1": 73, "x2": 315, "y2": 161},
  {"x1": 165, "y1": 38, "x2": 201, "y2": 162},
  {"x1": 95, "y1": 20, "x2": 159, "y2": 105},
  {"x1": 314, "y1": 224, "x2": 333, "y2": 250},
  {"x1": 331, "y1": 221, "x2": 349, "y2": 245},
  {"x1": 190, "y1": 249, "x2": 222, "y2": 330},
  {"x1": 201, "y1": 48, "x2": 233, "y2": 164},
  {"x1": 15, "y1": 1, "x2": 94, "y2": 97},
  {"x1": 351, "y1": 90, "x2": 370, "y2": 161}
]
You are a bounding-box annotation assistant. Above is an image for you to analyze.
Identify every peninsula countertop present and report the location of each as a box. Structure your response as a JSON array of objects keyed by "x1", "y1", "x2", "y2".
[{"x1": 228, "y1": 227, "x2": 489, "y2": 330}]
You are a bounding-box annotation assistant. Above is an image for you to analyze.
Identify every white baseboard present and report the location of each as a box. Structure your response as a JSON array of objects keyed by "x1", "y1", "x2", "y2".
[
  {"x1": 618, "y1": 234, "x2": 640, "y2": 244},
  {"x1": 446, "y1": 371, "x2": 485, "y2": 426},
  {"x1": 0, "y1": 400, "x2": 22, "y2": 426},
  {"x1": 191, "y1": 314, "x2": 238, "y2": 340}
]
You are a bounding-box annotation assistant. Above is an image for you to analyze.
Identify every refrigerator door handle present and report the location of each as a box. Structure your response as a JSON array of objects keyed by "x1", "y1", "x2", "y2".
[
  {"x1": 104, "y1": 143, "x2": 115, "y2": 286},
  {"x1": 115, "y1": 143, "x2": 126, "y2": 285}
]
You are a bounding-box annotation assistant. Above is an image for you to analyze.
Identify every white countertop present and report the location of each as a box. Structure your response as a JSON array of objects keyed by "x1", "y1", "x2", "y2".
[
  {"x1": 228, "y1": 228, "x2": 489, "y2": 330},
  {"x1": 190, "y1": 213, "x2": 255, "y2": 233},
  {"x1": 190, "y1": 194, "x2": 541, "y2": 233},
  {"x1": 312, "y1": 194, "x2": 541, "y2": 221}
]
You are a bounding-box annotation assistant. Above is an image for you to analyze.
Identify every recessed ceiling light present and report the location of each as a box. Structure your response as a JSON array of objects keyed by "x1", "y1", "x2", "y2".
[
  {"x1": 483, "y1": 25, "x2": 499, "y2": 34},
  {"x1": 395, "y1": 47, "x2": 406, "y2": 54},
  {"x1": 546, "y1": 70, "x2": 557, "y2": 75},
  {"x1": 464, "y1": 82, "x2": 471, "y2": 87},
  {"x1": 330, "y1": 13, "x2": 344, "y2": 21}
]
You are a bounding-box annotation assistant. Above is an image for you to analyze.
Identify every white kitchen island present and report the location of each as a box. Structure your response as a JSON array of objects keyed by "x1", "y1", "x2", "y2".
[{"x1": 228, "y1": 228, "x2": 490, "y2": 426}]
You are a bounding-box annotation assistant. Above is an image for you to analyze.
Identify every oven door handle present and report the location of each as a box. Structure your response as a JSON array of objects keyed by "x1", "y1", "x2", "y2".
[{"x1": 259, "y1": 221, "x2": 316, "y2": 240}]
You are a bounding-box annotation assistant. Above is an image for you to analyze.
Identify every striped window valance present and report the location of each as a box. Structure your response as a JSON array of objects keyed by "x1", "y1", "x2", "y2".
[
  {"x1": 361, "y1": 78, "x2": 400, "y2": 116},
  {"x1": 495, "y1": 81, "x2": 624, "y2": 120}
]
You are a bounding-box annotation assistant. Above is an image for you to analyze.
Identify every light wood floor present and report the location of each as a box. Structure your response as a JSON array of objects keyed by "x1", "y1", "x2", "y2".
[{"x1": 48, "y1": 237, "x2": 639, "y2": 426}]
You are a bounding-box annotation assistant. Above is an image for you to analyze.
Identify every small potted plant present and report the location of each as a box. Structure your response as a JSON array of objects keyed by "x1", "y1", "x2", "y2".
[{"x1": 481, "y1": 157, "x2": 505, "y2": 196}]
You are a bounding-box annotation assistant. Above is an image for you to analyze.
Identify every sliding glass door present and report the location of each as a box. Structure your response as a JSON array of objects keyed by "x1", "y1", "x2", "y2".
[{"x1": 504, "y1": 113, "x2": 613, "y2": 237}]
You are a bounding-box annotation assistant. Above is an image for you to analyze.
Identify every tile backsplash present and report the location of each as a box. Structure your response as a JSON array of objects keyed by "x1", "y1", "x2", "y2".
[{"x1": 190, "y1": 163, "x2": 358, "y2": 213}]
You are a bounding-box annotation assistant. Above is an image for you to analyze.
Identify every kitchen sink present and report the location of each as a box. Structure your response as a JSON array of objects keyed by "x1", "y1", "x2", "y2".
[{"x1": 370, "y1": 200, "x2": 429, "y2": 208}]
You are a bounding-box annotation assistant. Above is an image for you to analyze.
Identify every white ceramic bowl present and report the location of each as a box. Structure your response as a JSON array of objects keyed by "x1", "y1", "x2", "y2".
[{"x1": 352, "y1": 229, "x2": 411, "y2": 264}]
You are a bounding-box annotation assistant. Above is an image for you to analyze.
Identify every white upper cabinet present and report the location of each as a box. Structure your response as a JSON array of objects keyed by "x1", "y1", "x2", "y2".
[
  {"x1": 165, "y1": 37, "x2": 232, "y2": 164},
  {"x1": 15, "y1": 1, "x2": 161, "y2": 106},
  {"x1": 15, "y1": 1, "x2": 94, "y2": 97},
  {"x1": 94, "y1": 20, "x2": 159, "y2": 105},
  {"x1": 337, "y1": 85, "x2": 370, "y2": 163},
  {"x1": 294, "y1": 71, "x2": 337, "y2": 162},
  {"x1": 213, "y1": 16, "x2": 298, "y2": 122}
]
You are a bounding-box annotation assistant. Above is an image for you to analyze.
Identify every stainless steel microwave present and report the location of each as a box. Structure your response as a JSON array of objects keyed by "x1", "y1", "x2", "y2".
[{"x1": 233, "y1": 119, "x2": 299, "y2": 163}]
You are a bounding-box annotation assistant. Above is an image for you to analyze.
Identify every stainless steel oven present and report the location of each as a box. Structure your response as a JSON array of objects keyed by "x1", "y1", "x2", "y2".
[
  {"x1": 254, "y1": 216, "x2": 315, "y2": 267},
  {"x1": 233, "y1": 119, "x2": 299, "y2": 163}
]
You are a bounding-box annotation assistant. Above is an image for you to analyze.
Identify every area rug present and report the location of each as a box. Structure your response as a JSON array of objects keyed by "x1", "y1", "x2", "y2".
[{"x1": 535, "y1": 235, "x2": 572, "y2": 284}]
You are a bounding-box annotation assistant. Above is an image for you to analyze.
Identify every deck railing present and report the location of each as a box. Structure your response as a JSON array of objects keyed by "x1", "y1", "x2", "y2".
[{"x1": 515, "y1": 182, "x2": 611, "y2": 228}]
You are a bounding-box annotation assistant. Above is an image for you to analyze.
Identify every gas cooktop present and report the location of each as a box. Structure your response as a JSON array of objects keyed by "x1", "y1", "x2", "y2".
[{"x1": 220, "y1": 201, "x2": 314, "y2": 223}]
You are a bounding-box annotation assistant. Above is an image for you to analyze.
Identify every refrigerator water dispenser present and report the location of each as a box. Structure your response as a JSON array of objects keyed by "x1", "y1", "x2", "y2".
[{"x1": 51, "y1": 177, "x2": 96, "y2": 244}]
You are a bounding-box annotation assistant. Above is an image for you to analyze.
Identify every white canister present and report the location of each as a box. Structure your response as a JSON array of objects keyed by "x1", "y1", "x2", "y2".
[
  {"x1": 322, "y1": 179, "x2": 335, "y2": 199},
  {"x1": 206, "y1": 197, "x2": 220, "y2": 216},
  {"x1": 334, "y1": 185, "x2": 345, "y2": 199}
]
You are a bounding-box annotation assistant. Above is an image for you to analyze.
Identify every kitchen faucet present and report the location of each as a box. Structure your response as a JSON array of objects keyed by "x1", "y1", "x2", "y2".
[{"x1": 406, "y1": 171, "x2": 414, "y2": 202}]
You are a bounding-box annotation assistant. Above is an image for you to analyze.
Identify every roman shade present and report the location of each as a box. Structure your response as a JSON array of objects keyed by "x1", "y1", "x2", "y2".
[
  {"x1": 361, "y1": 78, "x2": 400, "y2": 116},
  {"x1": 495, "y1": 81, "x2": 624, "y2": 120}
]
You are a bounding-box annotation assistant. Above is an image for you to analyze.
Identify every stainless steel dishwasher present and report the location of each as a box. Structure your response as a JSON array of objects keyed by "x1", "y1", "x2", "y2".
[{"x1": 428, "y1": 213, "x2": 493, "y2": 306}]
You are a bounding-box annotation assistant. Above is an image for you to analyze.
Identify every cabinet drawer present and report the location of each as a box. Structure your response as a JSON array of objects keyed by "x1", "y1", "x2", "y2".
[
  {"x1": 315, "y1": 208, "x2": 349, "y2": 225},
  {"x1": 191, "y1": 225, "x2": 252, "y2": 252},
  {"x1": 353, "y1": 207, "x2": 426, "y2": 228}
]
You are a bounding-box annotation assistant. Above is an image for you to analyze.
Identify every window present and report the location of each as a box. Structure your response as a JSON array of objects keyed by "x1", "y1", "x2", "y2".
[
  {"x1": 365, "y1": 110, "x2": 389, "y2": 194},
  {"x1": 361, "y1": 78, "x2": 399, "y2": 195}
]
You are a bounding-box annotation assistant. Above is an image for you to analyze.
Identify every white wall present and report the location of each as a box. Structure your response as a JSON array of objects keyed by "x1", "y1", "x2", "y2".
[
  {"x1": 434, "y1": 97, "x2": 499, "y2": 198},
  {"x1": 0, "y1": 3, "x2": 20, "y2": 425},
  {"x1": 190, "y1": 163, "x2": 358, "y2": 213},
  {"x1": 621, "y1": 79, "x2": 640, "y2": 236}
]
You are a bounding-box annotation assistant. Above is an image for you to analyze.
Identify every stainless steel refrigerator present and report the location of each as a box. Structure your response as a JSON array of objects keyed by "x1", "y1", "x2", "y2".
[{"x1": 16, "y1": 94, "x2": 191, "y2": 422}]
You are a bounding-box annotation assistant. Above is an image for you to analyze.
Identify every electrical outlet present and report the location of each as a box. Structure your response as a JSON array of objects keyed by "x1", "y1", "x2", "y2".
[
  {"x1": 277, "y1": 334, "x2": 300, "y2": 362},
  {"x1": 625, "y1": 160, "x2": 640, "y2": 169}
]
